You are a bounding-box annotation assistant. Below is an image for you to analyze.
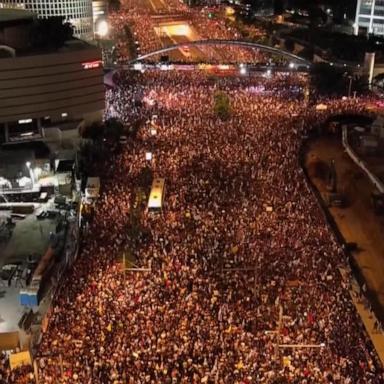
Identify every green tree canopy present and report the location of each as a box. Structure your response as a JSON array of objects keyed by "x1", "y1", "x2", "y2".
[{"x1": 214, "y1": 91, "x2": 231, "y2": 121}]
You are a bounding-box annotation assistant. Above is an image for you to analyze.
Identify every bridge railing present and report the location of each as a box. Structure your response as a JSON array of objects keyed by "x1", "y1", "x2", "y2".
[{"x1": 126, "y1": 39, "x2": 312, "y2": 66}]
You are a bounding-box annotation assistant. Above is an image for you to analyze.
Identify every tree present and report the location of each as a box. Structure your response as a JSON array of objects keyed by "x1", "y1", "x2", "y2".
[
  {"x1": 104, "y1": 118, "x2": 124, "y2": 142},
  {"x1": 81, "y1": 122, "x2": 105, "y2": 141},
  {"x1": 284, "y1": 38, "x2": 295, "y2": 52},
  {"x1": 310, "y1": 63, "x2": 349, "y2": 96},
  {"x1": 78, "y1": 141, "x2": 97, "y2": 181},
  {"x1": 138, "y1": 166, "x2": 153, "y2": 190},
  {"x1": 31, "y1": 17, "x2": 74, "y2": 49},
  {"x1": 214, "y1": 91, "x2": 231, "y2": 121}
]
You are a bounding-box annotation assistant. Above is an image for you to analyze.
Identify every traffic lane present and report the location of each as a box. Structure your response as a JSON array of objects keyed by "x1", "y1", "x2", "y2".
[
  {"x1": 169, "y1": 35, "x2": 207, "y2": 62},
  {"x1": 158, "y1": 35, "x2": 186, "y2": 62}
]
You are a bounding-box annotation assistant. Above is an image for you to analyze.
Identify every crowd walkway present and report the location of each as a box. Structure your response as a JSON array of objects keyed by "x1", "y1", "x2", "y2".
[
  {"x1": 305, "y1": 135, "x2": 384, "y2": 369},
  {"x1": 339, "y1": 267, "x2": 384, "y2": 366}
]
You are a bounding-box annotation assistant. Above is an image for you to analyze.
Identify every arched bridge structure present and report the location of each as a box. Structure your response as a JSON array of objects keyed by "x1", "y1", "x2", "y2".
[
  {"x1": 0, "y1": 45, "x2": 16, "y2": 58},
  {"x1": 128, "y1": 39, "x2": 311, "y2": 67}
]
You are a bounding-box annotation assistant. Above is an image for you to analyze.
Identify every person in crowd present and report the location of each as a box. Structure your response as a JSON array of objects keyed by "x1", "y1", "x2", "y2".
[
  {"x1": 3, "y1": 2, "x2": 383, "y2": 382},
  {"x1": 5, "y1": 70, "x2": 377, "y2": 384}
]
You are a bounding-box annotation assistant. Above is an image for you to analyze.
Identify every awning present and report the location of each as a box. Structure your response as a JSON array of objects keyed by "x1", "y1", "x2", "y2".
[{"x1": 0, "y1": 331, "x2": 19, "y2": 351}]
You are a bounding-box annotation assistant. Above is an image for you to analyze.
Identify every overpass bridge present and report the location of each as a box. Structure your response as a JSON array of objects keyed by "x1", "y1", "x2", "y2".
[
  {"x1": 105, "y1": 39, "x2": 311, "y2": 72},
  {"x1": 150, "y1": 14, "x2": 189, "y2": 23},
  {"x1": 128, "y1": 39, "x2": 311, "y2": 66}
]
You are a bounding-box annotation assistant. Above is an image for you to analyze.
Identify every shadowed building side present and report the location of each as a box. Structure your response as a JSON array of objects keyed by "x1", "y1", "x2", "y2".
[{"x1": 0, "y1": 10, "x2": 105, "y2": 145}]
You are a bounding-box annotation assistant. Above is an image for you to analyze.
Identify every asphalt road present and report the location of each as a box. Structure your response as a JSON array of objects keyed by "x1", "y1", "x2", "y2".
[
  {"x1": 140, "y1": 0, "x2": 220, "y2": 63},
  {"x1": 305, "y1": 136, "x2": 384, "y2": 316},
  {"x1": 145, "y1": 0, "x2": 169, "y2": 13}
]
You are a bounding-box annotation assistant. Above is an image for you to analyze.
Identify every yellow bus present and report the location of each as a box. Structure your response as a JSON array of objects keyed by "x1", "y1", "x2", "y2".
[{"x1": 148, "y1": 178, "x2": 165, "y2": 212}]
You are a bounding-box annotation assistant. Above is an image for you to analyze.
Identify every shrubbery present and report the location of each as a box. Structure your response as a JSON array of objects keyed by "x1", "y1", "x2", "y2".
[{"x1": 214, "y1": 91, "x2": 231, "y2": 121}]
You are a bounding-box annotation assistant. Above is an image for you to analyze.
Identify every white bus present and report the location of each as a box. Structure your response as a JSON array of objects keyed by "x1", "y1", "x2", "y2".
[{"x1": 148, "y1": 178, "x2": 165, "y2": 212}]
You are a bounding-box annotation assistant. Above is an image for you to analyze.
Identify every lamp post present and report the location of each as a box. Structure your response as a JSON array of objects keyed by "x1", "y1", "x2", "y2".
[
  {"x1": 95, "y1": 19, "x2": 109, "y2": 56},
  {"x1": 26, "y1": 161, "x2": 34, "y2": 188},
  {"x1": 347, "y1": 75, "x2": 353, "y2": 98},
  {"x1": 96, "y1": 20, "x2": 109, "y2": 39},
  {"x1": 343, "y1": 72, "x2": 353, "y2": 98}
]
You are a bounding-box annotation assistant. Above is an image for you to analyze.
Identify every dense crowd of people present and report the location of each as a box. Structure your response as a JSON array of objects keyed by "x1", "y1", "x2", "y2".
[
  {"x1": 12, "y1": 70, "x2": 377, "y2": 383},
  {"x1": 1, "y1": 352, "x2": 34, "y2": 384},
  {"x1": 2, "y1": 1, "x2": 383, "y2": 383},
  {"x1": 109, "y1": 1, "x2": 268, "y2": 65}
]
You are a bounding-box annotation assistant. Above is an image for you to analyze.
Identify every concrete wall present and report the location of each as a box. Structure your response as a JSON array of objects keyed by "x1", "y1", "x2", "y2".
[{"x1": 373, "y1": 63, "x2": 384, "y2": 79}]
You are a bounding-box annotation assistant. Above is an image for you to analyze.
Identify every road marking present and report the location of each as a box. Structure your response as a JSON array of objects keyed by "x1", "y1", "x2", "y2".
[{"x1": 148, "y1": 0, "x2": 157, "y2": 12}]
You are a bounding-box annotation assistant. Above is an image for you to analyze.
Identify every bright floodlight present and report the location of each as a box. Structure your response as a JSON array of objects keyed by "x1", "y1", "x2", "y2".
[
  {"x1": 266, "y1": 69, "x2": 271, "y2": 76},
  {"x1": 289, "y1": 62, "x2": 295, "y2": 69},
  {"x1": 26, "y1": 161, "x2": 31, "y2": 168},
  {"x1": 97, "y1": 20, "x2": 109, "y2": 37},
  {"x1": 240, "y1": 66, "x2": 247, "y2": 75},
  {"x1": 133, "y1": 63, "x2": 143, "y2": 71},
  {"x1": 166, "y1": 24, "x2": 190, "y2": 36}
]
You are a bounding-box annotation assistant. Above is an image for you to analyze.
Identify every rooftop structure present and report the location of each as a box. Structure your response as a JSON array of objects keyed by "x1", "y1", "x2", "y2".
[
  {"x1": 0, "y1": 8, "x2": 35, "y2": 22},
  {"x1": 0, "y1": 144, "x2": 78, "y2": 341}
]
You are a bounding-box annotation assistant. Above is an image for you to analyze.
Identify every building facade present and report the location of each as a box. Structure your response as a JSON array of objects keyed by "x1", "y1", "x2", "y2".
[
  {"x1": 0, "y1": 0, "x2": 94, "y2": 41},
  {"x1": 0, "y1": 12, "x2": 104, "y2": 145},
  {"x1": 0, "y1": 44, "x2": 105, "y2": 144},
  {"x1": 355, "y1": 0, "x2": 384, "y2": 36}
]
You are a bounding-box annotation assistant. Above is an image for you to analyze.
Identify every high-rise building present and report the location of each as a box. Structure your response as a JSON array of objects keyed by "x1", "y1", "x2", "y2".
[
  {"x1": 0, "y1": 0, "x2": 94, "y2": 41},
  {"x1": 354, "y1": 0, "x2": 384, "y2": 36}
]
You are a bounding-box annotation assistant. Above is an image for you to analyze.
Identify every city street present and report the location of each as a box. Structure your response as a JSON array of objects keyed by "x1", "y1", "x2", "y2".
[
  {"x1": 2, "y1": 1, "x2": 384, "y2": 383},
  {"x1": 305, "y1": 136, "x2": 384, "y2": 314}
]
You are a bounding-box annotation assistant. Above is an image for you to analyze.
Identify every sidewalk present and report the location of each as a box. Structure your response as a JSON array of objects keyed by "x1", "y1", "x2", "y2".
[
  {"x1": 304, "y1": 135, "x2": 384, "y2": 366},
  {"x1": 339, "y1": 267, "x2": 384, "y2": 366}
]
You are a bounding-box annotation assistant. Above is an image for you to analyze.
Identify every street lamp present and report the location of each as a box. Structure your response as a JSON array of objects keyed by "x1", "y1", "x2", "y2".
[
  {"x1": 26, "y1": 161, "x2": 34, "y2": 188},
  {"x1": 96, "y1": 20, "x2": 109, "y2": 38},
  {"x1": 347, "y1": 76, "x2": 353, "y2": 98},
  {"x1": 133, "y1": 63, "x2": 143, "y2": 71},
  {"x1": 343, "y1": 72, "x2": 353, "y2": 98}
]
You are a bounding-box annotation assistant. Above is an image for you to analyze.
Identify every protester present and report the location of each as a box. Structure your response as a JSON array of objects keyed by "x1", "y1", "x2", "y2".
[
  {"x1": 109, "y1": 2, "x2": 267, "y2": 64},
  {"x1": 20, "y1": 70, "x2": 380, "y2": 383},
  {"x1": 3, "y1": 1, "x2": 383, "y2": 382},
  {"x1": 0, "y1": 352, "x2": 34, "y2": 384}
]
